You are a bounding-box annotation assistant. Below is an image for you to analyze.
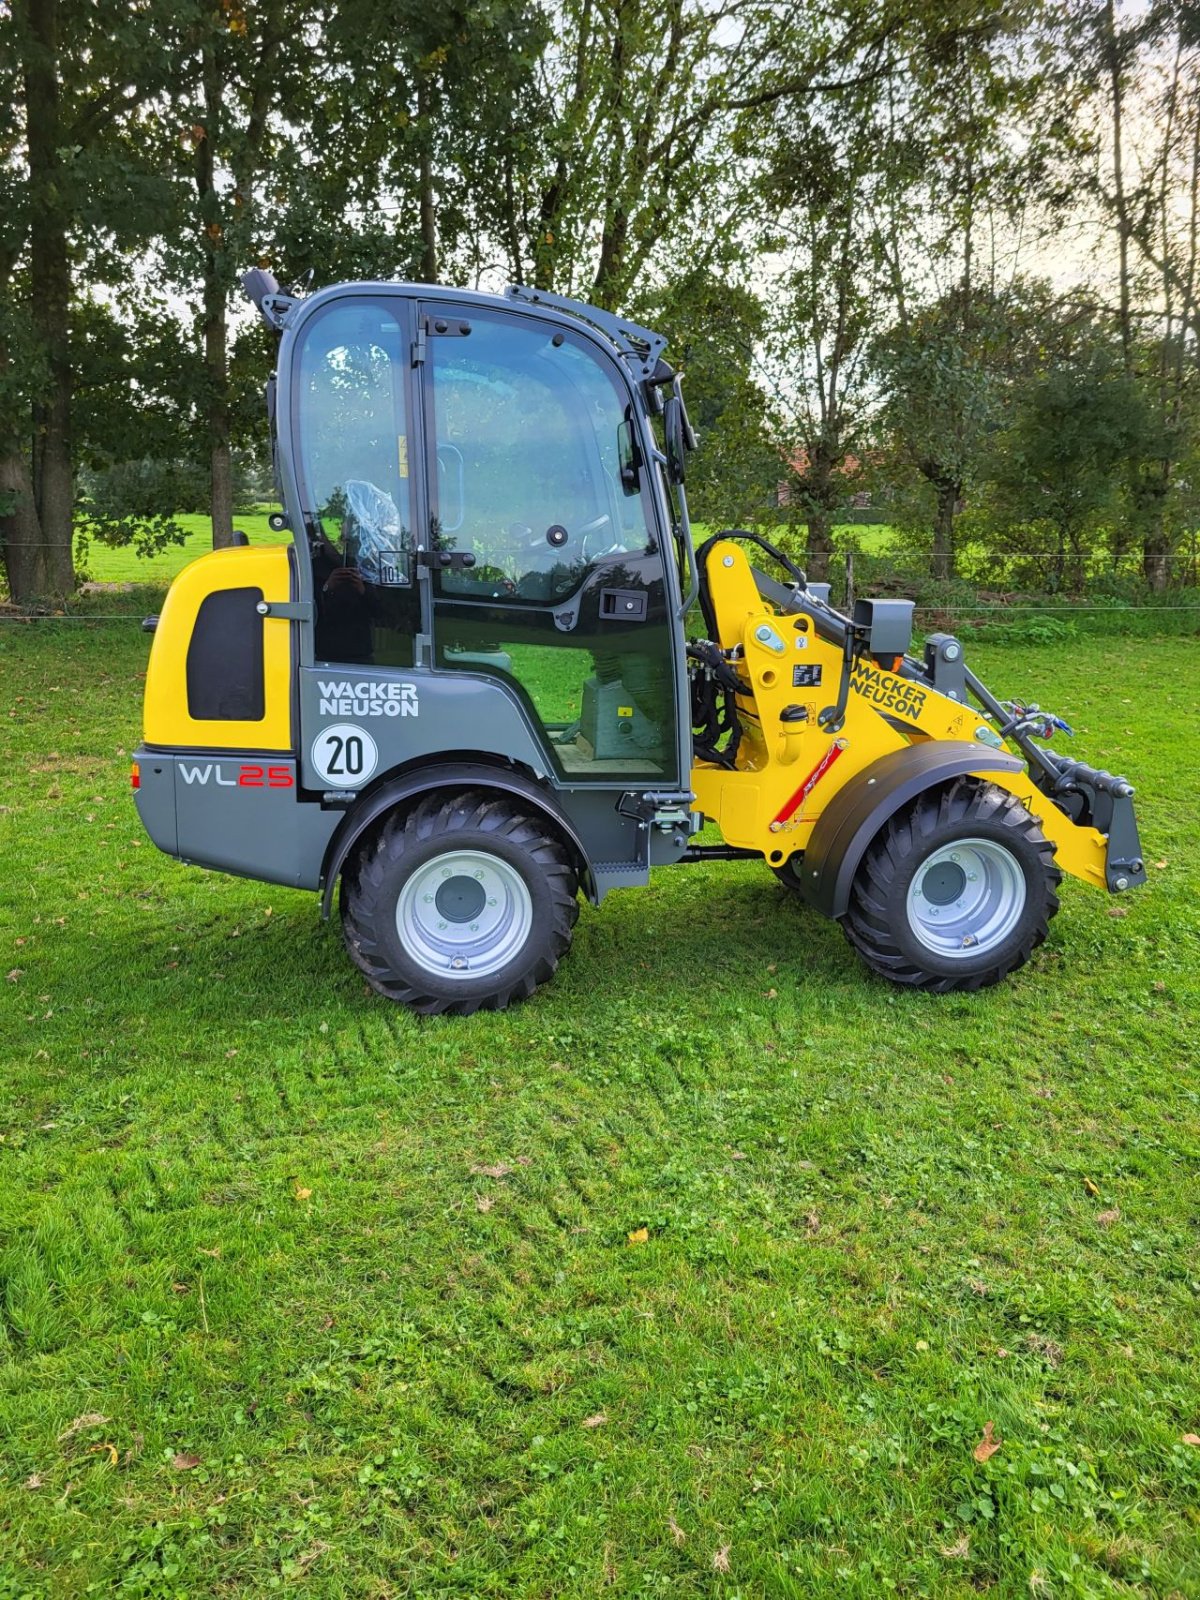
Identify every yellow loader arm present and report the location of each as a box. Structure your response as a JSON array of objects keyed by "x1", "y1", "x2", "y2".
[{"x1": 689, "y1": 539, "x2": 1144, "y2": 908}]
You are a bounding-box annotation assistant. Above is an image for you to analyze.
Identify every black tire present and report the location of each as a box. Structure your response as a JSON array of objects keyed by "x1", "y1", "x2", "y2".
[
  {"x1": 340, "y1": 789, "x2": 579, "y2": 1015},
  {"x1": 843, "y1": 778, "x2": 1061, "y2": 993}
]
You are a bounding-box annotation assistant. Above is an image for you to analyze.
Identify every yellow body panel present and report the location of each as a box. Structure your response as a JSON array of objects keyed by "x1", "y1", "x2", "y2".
[
  {"x1": 689, "y1": 541, "x2": 1109, "y2": 889},
  {"x1": 144, "y1": 545, "x2": 293, "y2": 751}
]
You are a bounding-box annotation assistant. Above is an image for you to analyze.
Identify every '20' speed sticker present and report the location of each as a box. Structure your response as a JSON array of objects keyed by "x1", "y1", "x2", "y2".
[{"x1": 311, "y1": 724, "x2": 378, "y2": 788}]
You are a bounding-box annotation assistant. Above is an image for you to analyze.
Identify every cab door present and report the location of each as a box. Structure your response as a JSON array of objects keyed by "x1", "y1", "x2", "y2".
[{"x1": 419, "y1": 304, "x2": 681, "y2": 783}]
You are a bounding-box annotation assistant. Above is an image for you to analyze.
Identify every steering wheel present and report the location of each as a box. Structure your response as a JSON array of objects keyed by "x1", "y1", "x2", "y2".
[{"x1": 576, "y1": 512, "x2": 615, "y2": 559}]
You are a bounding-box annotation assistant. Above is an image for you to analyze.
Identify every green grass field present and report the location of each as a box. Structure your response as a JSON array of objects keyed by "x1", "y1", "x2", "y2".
[
  {"x1": 79, "y1": 515, "x2": 283, "y2": 586},
  {"x1": 1, "y1": 623, "x2": 1198, "y2": 1598},
  {"x1": 79, "y1": 520, "x2": 896, "y2": 588}
]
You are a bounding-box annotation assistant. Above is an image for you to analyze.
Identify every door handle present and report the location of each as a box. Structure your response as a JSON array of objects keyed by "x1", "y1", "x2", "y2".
[{"x1": 599, "y1": 587, "x2": 647, "y2": 621}]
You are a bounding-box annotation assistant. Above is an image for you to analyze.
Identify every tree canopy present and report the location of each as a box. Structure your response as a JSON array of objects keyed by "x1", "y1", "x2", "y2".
[{"x1": 1, "y1": 0, "x2": 1197, "y2": 601}]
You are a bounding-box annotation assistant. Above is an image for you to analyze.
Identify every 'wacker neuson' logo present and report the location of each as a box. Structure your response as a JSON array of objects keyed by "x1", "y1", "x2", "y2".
[
  {"x1": 849, "y1": 659, "x2": 927, "y2": 720},
  {"x1": 317, "y1": 680, "x2": 418, "y2": 718}
]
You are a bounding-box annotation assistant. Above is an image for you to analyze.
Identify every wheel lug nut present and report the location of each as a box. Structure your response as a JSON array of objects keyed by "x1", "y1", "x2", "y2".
[
  {"x1": 441, "y1": 868, "x2": 452, "y2": 878},
  {"x1": 474, "y1": 870, "x2": 485, "y2": 879},
  {"x1": 488, "y1": 897, "x2": 497, "y2": 906},
  {"x1": 967, "y1": 872, "x2": 978, "y2": 881},
  {"x1": 469, "y1": 923, "x2": 479, "y2": 931},
  {"x1": 423, "y1": 893, "x2": 433, "y2": 903},
  {"x1": 437, "y1": 920, "x2": 447, "y2": 929}
]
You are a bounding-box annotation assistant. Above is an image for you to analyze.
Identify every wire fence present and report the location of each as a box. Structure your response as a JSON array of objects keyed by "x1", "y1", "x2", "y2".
[
  {"x1": 3, "y1": 603, "x2": 1198, "y2": 625},
  {"x1": 3, "y1": 540, "x2": 1198, "y2": 624}
]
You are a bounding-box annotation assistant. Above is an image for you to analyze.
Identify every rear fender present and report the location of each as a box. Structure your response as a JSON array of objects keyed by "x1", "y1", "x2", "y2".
[
  {"x1": 799, "y1": 741, "x2": 1024, "y2": 920},
  {"x1": 319, "y1": 760, "x2": 594, "y2": 916}
]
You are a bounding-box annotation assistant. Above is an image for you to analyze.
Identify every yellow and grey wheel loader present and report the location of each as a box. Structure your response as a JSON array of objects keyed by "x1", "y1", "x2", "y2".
[{"x1": 132, "y1": 271, "x2": 1146, "y2": 1013}]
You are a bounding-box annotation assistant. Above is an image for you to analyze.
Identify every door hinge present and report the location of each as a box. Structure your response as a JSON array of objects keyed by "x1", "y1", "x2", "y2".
[
  {"x1": 415, "y1": 549, "x2": 476, "y2": 572},
  {"x1": 415, "y1": 315, "x2": 472, "y2": 365}
]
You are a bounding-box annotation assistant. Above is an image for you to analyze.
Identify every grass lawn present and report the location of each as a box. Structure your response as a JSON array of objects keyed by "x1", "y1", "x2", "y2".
[
  {"x1": 1, "y1": 624, "x2": 1198, "y2": 1598},
  {"x1": 81, "y1": 520, "x2": 896, "y2": 588},
  {"x1": 79, "y1": 514, "x2": 283, "y2": 587}
]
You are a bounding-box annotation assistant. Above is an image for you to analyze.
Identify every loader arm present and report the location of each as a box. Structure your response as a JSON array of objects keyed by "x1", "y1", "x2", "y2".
[{"x1": 687, "y1": 538, "x2": 1145, "y2": 907}]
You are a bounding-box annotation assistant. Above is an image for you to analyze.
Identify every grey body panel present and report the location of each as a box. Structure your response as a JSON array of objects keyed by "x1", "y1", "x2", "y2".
[
  {"x1": 134, "y1": 750, "x2": 341, "y2": 889},
  {"x1": 299, "y1": 664, "x2": 555, "y2": 788},
  {"x1": 138, "y1": 739, "x2": 657, "y2": 903},
  {"x1": 799, "y1": 741, "x2": 1025, "y2": 920},
  {"x1": 301, "y1": 665, "x2": 667, "y2": 905},
  {"x1": 134, "y1": 756, "x2": 178, "y2": 857}
]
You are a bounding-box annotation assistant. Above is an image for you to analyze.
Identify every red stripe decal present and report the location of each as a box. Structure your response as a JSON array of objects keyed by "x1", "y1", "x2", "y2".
[{"x1": 773, "y1": 742, "x2": 845, "y2": 826}]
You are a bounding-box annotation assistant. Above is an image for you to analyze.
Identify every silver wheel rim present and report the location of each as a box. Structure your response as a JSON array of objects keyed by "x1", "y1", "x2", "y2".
[
  {"x1": 905, "y1": 836, "x2": 1027, "y2": 959},
  {"x1": 396, "y1": 849, "x2": 534, "y2": 980}
]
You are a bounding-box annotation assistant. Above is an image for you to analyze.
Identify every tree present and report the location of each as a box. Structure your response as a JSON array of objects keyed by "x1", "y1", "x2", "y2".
[
  {"x1": 301, "y1": 0, "x2": 548, "y2": 289},
  {"x1": 0, "y1": 0, "x2": 181, "y2": 602},
  {"x1": 1060, "y1": 0, "x2": 1200, "y2": 588},
  {"x1": 751, "y1": 91, "x2": 897, "y2": 579},
  {"x1": 635, "y1": 270, "x2": 779, "y2": 531},
  {"x1": 870, "y1": 2, "x2": 1057, "y2": 577},
  {"x1": 142, "y1": 0, "x2": 321, "y2": 549},
  {"x1": 874, "y1": 289, "x2": 1011, "y2": 579},
  {"x1": 986, "y1": 330, "x2": 1141, "y2": 589},
  {"x1": 509, "y1": 0, "x2": 914, "y2": 309}
]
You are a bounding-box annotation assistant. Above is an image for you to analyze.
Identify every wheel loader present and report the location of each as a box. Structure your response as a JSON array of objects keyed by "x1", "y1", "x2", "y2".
[{"x1": 131, "y1": 271, "x2": 1146, "y2": 1012}]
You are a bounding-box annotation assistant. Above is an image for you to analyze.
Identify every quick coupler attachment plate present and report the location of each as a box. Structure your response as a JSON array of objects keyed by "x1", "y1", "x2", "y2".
[{"x1": 1050, "y1": 759, "x2": 1147, "y2": 892}]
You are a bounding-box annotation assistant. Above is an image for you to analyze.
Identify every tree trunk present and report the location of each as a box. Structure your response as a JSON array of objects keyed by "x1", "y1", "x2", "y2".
[
  {"x1": 0, "y1": 448, "x2": 51, "y2": 603},
  {"x1": 805, "y1": 508, "x2": 833, "y2": 582},
  {"x1": 593, "y1": 207, "x2": 628, "y2": 310},
  {"x1": 200, "y1": 246, "x2": 234, "y2": 548},
  {"x1": 932, "y1": 482, "x2": 958, "y2": 581},
  {"x1": 417, "y1": 77, "x2": 438, "y2": 283},
  {"x1": 1142, "y1": 528, "x2": 1171, "y2": 591},
  {"x1": 22, "y1": 0, "x2": 75, "y2": 598},
  {"x1": 1102, "y1": 0, "x2": 1135, "y2": 373},
  {"x1": 1135, "y1": 465, "x2": 1172, "y2": 592},
  {"x1": 198, "y1": 42, "x2": 233, "y2": 549}
]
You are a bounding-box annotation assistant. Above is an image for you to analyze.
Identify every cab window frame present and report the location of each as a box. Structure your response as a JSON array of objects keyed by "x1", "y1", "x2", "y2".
[{"x1": 289, "y1": 293, "x2": 423, "y2": 669}]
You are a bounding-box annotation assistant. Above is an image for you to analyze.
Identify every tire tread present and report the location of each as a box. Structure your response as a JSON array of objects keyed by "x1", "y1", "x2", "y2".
[
  {"x1": 843, "y1": 777, "x2": 1061, "y2": 993},
  {"x1": 340, "y1": 790, "x2": 579, "y2": 1015}
]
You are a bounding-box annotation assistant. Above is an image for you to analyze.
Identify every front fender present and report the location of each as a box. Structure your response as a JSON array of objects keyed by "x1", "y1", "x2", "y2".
[
  {"x1": 800, "y1": 741, "x2": 1024, "y2": 920},
  {"x1": 318, "y1": 759, "x2": 594, "y2": 917}
]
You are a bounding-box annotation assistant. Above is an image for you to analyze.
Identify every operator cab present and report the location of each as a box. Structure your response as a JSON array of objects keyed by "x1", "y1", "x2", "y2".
[{"x1": 284, "y1": 285, "x2": 689, "y2": 782}]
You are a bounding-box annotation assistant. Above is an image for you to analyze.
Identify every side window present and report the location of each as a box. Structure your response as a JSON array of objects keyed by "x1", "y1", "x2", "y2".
[
  {"x1": 430, "y1": 316, "x2": 648, "y2": 602},
  {"x1": 296, "y1": 301, "x2": 418, "y2": 666},
  {"x1": 186, "y1": 588, "x2": 265, "y2": 720}
]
